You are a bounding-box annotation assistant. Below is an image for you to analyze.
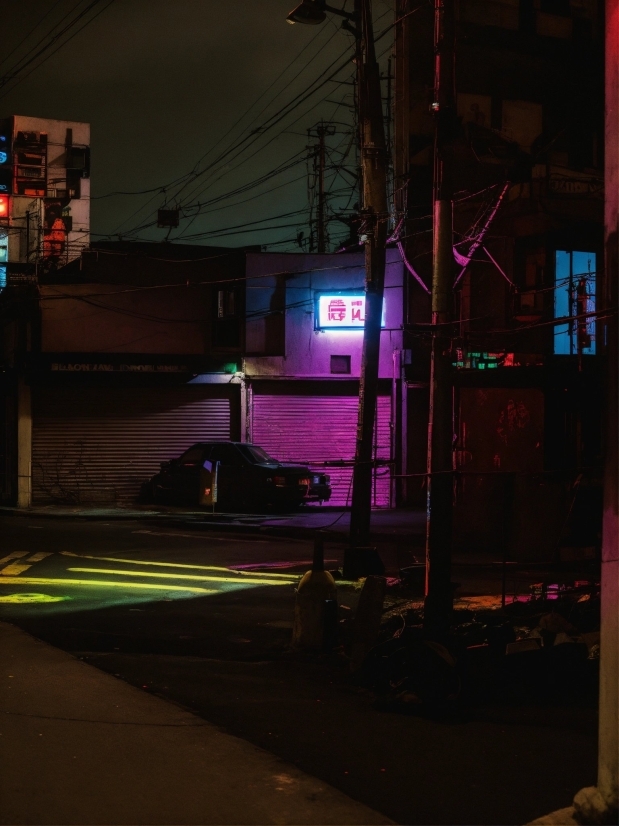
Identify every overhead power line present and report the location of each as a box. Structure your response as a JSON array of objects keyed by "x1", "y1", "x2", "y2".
[{"x1": 0, "y1": 0, "x2": 117, "y2": 99}]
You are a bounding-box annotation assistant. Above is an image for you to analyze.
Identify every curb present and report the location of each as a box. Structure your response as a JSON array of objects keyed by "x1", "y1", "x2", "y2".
[{"x1": 0, "y1": 506, "x2": 424, "y2": 545}]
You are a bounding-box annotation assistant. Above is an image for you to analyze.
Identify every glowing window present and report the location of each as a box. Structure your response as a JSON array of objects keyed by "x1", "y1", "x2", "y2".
[{"x1": 554, "y1": 250, "x2": 596, "y2": 355}]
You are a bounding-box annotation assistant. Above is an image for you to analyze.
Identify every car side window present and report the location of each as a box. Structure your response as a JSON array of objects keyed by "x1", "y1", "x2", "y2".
[
  {"x1": 209, "y1": 444, "x2": 244, "y2": 467},
  {"x1": 179, "y1": 446, "x2": 205, "y2": 467}
]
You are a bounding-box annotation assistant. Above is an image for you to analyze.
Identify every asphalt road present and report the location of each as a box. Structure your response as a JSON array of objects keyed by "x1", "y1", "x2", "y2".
[{"x1": 0, "y1": 515, "x2": 598, "y2": 825}]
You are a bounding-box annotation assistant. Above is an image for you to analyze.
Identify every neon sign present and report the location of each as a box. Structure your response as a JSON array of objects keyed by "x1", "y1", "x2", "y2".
[{"x1": 316, "y1": 294, "x2": 385, "y2": 330}]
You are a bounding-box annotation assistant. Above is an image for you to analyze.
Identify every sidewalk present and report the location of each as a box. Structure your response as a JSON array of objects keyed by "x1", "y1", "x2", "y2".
[{"x1": 0, "y1": 621, "x2": 391, "y2": 826}]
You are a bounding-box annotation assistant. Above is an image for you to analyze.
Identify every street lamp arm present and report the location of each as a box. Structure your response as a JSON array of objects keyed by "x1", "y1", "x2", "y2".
[{"x1": 323, "y1": 3, "x2": 358, "y2": 20}]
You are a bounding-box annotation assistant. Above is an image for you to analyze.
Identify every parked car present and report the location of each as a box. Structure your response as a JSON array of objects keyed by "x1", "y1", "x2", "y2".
[{"x1": 140, "y1": 441, "x2": 331, "y2": 511}]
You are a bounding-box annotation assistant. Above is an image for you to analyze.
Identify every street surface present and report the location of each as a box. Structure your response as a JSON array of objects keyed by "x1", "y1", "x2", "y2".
[{"x1": 0, "y1": 515, "x2": 598, "y2": 825}]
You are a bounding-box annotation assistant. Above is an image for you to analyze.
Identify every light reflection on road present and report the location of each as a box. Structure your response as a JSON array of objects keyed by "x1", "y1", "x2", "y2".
[{"x1": 0, "y1": 548, "x2": 301, "y2": 615}]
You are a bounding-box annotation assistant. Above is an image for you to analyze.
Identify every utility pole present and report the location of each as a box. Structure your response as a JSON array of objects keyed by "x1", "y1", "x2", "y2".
[
  {"x1": 424, "y1": 0, "x2": 456, "y2": 632},
  {"x1": 571, "y1": 0, "x2": 618, "y2": 818},
  {"x1": 316, "y1": 122, "x2": 334, "y2": 253},
  {"x1": 348, "y1": 0, "x2": 389, "y2": 558},
  {"x1": 317, "y1": 123, "x2": 327, "y2": 253},
  {"x1": 308, "y1": 121, "x2": 335, "y2": 253},
  {"x1": 286, "y1": 0, "x2": 389, "y2": 571}
]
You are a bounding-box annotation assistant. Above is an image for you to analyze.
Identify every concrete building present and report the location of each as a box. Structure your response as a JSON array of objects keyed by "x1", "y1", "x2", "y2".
[
  {"x1": 0, "y1": 115, "x2": 90, "y2": 287},
  {"x1": 243, "y1": 249, "x2": 406, "y2": 508},
  {"x1": 0, "y1": 240, "x2": 247, "y2": 507},
  {"x1": 394, "y1": 0, "x2": 605, "y2": 559}
]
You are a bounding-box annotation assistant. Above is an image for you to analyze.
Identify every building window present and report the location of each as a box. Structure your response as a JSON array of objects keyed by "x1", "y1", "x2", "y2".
[
  {"x1": 213, "y1": 286, "x2": 242, "y2": 349},
  {"x1": 330, "y1": 355, "x2": 351, "y2": 374},
  {"x1": 554, "y1": 250, "x2": 596, "y2": 355},
  {"x1": 502, "y1": 100, "x2": 543, "y2": 152}
]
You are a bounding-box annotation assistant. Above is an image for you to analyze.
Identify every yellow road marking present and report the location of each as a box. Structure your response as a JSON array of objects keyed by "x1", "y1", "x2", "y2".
[
  {"x1": 0, "y1": 576, "x2": 216, "y2": 593},
  {"x1": 27, "y1": 552, "x2": 52, "y2": 563},
  {"x1": 67, "y1": 567, "x2": 293, "y2": 586},
  {"x1": 1, "y1": 564, "x2": 32, "y2": 576},
  {"x1": 0, "y1": 552, "x2": 29, "y2": 565},
  {"x1": 61, "y1": 552, "x2": 299, "y2": 580}
]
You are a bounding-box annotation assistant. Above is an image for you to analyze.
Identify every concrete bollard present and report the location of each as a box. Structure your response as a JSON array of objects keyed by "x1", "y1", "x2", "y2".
[{"x1": 292, "y1": 533, "x2": 337, "y2": 650}]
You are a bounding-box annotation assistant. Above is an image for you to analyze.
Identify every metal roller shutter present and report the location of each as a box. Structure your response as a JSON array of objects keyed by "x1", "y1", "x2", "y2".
[
  {"x1": 251, "y1": 394, "x2": 392, "y2": 508},
  {"x1": 32, "y1": 387, "x2": 231, "y2": 506}
]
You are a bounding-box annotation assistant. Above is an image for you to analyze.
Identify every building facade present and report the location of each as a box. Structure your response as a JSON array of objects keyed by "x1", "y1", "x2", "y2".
[
  {"x1": 243, "y1": 249, "x2": 406, "y2": 508},
  {"x1": 0, "y1": 115, "x2": 91, "y2": 288},
  {"x1": 394, "y1": 0, "x2": 605, "y2": 556},
  {"x1": 0, "y1": 240, "x2": 247, "y2": 507}
]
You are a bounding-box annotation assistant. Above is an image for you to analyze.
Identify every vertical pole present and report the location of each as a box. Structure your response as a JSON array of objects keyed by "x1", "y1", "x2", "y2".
[
  {"x1": 573, "y1": 0, "x2": 618, "y2": 818},
  {"x1": 317, "y1": 123, "x2": 327, "y2": 254},
  {"x1": 347, "y1": 0, "x2": 389, "y2": 565},
  {"x1": 17, "y1": 376, "x2": 31, "y2": 509},
  {"x1": 25, "y1": 211, "x2": 30, "y2": 262},
  {"x1": 424, "y1": 0, "x2": 456, "y2": 632}
]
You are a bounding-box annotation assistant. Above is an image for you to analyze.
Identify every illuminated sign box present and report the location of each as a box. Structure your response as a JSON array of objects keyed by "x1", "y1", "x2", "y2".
[{"x1": 316, "y1": 294, "x2": 385, "y2": 330}]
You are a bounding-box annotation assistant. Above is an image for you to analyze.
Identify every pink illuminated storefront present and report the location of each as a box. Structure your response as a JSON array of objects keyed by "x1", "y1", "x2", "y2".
[{"x1": 244, "y1": 250, "x2": 406, "y2": 508}]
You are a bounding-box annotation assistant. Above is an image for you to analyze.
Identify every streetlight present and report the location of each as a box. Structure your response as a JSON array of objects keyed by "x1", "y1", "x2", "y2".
[
  {"x1": 286, "y1": 1, "x2": 355, "y2": 26},
  {"x1": 287, "y1": 1, "x2": 327, "y2": 24},
  {"x1": 287, "y1": 0, "x2": 389, "y2": 575}
]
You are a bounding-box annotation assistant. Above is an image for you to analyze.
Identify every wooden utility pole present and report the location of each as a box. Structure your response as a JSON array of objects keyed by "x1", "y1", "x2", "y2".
[
  {"x1": 424, "y1": 0, "x2": 456, "y2": 632},
  {"x1": 347, "y1": 0, "x2": 390, "y2": 560}
]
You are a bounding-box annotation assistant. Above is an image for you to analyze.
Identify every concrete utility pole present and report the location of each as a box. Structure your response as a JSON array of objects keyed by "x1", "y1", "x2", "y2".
[
  {"x1": 572, "y1": 0, "x2": 618, "y2": 818},
  {"x1": 348, "y1": 0, "x2": 389, "y2": 556},
  {"x1": 287, "y1": 0, "x2": 389, "y2": 568},
  {"x1": 424, "y1": 0, "x2": 456, "y2": 631}
]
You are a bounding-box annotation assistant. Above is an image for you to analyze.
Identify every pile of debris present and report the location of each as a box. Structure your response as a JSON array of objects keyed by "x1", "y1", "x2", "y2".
[{"x1": 340, "y1": 577, "x2": 600, "y2": 713}]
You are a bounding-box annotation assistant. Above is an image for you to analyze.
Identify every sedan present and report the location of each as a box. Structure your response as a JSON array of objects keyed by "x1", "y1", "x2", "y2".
[{"x1": 141, "y1": 441, "x2": 331, "y2": 511}]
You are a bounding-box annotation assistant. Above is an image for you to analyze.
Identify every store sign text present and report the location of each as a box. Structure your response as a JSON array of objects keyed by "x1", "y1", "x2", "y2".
[
  {"x1": 50, "y1": 363, "x2": 190, "y2": 372},
  {"x1": 316, "y1": 295, "x2": 385, "y2": 330}
]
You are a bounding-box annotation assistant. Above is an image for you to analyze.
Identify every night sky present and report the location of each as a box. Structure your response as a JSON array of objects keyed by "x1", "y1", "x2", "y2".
[{"x1": 1, "y1": 1, "x2": 394, "y2": 250}]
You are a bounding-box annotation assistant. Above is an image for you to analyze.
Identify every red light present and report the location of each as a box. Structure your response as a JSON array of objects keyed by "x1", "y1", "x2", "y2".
[{"x1": 0, "y1": 196, "x2": 8, "y2": 217}]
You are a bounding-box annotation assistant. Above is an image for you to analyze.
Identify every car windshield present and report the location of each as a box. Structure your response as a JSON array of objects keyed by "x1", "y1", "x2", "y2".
[{"x1": 237, "y1": 444, "x2": 277, "y2": 464}]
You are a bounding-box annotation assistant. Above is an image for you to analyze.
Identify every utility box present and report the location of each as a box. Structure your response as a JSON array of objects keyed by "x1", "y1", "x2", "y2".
[{"x1": 199, "y1": 460, "x2": 218, "y2": 506}]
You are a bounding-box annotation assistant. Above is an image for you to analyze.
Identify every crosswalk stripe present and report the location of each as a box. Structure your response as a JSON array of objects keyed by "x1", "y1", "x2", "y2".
[
  {"x1": 1, "y1": 564, "x2": 32, "y2": 576},
  {"x1": 61, "y1": 552, "x2": 299, "y2": 580},
  {"x1": 27, "y1": 552, "x2": 52, "y2": 563},
  {"x1": 67, "y1": 567, "x2": 293, "y2": 586},
  {"x1": 0, "y1": 576, "x2": 216, "y2": 593},
  {"x1": 0, "y1": 552, "x2": 29, "y2": 566}
]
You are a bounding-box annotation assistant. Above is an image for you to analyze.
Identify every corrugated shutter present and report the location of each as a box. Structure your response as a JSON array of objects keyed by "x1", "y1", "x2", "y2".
[
  {"x1": 251, "y1": 393, "x2": 392, "y2": 508},
  {"x1": 32, "y1": 387, "x2": 231, "y2": 506}
]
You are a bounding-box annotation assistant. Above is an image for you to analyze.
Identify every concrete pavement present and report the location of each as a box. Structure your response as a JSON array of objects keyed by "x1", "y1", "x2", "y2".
[{"x1": 0, "y1": 621, "x2": 392, "y2": 826}]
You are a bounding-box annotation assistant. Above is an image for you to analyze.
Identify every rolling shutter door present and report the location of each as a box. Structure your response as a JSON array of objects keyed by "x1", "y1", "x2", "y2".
[
  {"x1": 32, "y1": 387, "x2": 231, "y2": 506},
  {"x1": 251, "y1": 394, "x2": 392, "y2": 508}
]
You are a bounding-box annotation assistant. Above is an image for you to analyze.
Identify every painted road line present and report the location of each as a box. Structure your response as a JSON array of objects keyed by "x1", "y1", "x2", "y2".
[
  {"x1": 0, "y1": 576, "x2": 216, "y2": 594},
  {"x1": 1, "y1": 564, "x2": 32, "y2": 576},
  {"x1": 61, "y1": 552, "x2": 300, "y2": 580},
  {"x1": 131, "y1": 529, "x2": 268, "y2": 543},
  {"x1": 0, "y1": 552, "x2": 29, "y2": 566},
  {"x1": 26, "y1": 552, "x2": 52, "y2": 563},
  {"x1": 67, "y1": 567, "x2": 294, "y2": 586}
]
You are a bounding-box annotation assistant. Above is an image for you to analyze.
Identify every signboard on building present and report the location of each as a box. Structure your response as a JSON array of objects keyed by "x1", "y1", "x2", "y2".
[{"x1": 315, "y1": 294, "x2": 385, "y2": 330}]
